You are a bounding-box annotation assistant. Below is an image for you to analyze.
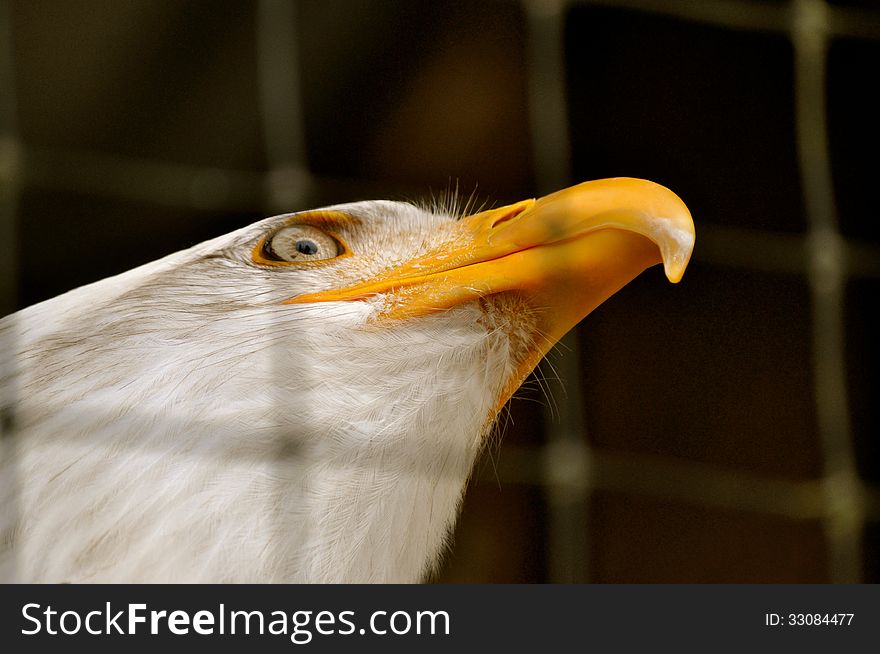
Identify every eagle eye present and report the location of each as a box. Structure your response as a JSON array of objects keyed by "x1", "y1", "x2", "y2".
[{"x1": 262, "y1": 224, "x2": 342, "y2": 263}]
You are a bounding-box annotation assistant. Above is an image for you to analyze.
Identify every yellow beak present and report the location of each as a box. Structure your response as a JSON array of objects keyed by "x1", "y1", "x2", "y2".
[{"x1": 289, "y1": 177, "x2": 695, "y2": 410}]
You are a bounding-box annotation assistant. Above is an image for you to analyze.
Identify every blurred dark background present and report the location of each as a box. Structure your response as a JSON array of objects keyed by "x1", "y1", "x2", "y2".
[{"x1": 1, "y1": 0, "x2": 878, "y2": 582}]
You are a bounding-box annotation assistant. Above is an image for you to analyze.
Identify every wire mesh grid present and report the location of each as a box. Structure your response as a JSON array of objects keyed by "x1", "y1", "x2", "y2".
[{"x1": 1, "y1": 0, "x2": 879, "y2": 582}]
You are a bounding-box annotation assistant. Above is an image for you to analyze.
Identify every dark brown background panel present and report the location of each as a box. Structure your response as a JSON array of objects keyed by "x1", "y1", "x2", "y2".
[
  {"x1": 298, "y1": 0, "x2": 532, "y2": 200},
  {"x1": 579, "y1": 261, "x2": 821, "y2": 479},
  {"x1": 12, "y1": 0, "x2": 265, "y2": 171},
  {"x1": 845, "y1": 279, "x2": 879, "y2": 485},
  {"x1": 565, "y1": 6, "x2": 804, "y2": 235},
  {"x1": 828, "y1": 36, "x2": 880, "y2": 245},
  {"x1": 590, "y1": 491, "x2": 828, "y2": 583}
]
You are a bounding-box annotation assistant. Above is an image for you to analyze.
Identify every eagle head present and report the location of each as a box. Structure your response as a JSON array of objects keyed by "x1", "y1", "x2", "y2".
[{"x1": 0, "y1": 177, "x2": 694, "y2": 582}]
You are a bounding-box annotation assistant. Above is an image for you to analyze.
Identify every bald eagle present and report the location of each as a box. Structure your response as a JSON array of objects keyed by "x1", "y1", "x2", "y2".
[{"x1": 0, "y1": 178, "x2": 693, "y2": 582}]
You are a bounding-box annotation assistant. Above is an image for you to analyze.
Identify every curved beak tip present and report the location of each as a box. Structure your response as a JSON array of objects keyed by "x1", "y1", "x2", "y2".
[
  {"x1": 530, "y1": 177, "x2": 696, "y2": 284},
  {"x1": 657, "y1": 221, "x2": 696, "y2": 284}
]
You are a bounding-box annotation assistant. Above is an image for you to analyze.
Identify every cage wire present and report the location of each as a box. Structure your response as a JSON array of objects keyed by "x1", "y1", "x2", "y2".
[{"x1": 1, "y1": 0, "x2": 880, "y2": 582}]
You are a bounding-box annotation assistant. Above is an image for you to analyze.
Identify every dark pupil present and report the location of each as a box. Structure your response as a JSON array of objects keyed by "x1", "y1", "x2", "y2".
[{"x1": 296, "y1": 240, "x2": 319, "y2": 255}]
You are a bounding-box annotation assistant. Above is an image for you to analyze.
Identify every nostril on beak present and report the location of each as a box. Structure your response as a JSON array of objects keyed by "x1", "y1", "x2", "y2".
[{"x1": 490, "y1": 204, "x2": 529, "y2": 229}]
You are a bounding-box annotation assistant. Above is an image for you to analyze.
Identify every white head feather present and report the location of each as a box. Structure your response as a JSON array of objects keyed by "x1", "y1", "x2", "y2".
[{"x1": 0, "y1": 200, "x2": 535, "y2": 582}]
